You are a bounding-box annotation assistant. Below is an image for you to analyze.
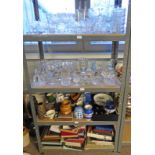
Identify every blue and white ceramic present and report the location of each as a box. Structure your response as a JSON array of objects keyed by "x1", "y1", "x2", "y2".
[
  {"x1": 104, "y1": 100, "x2": 116, "y2": 114},
  {"x1": 84, "y1": 92, "x2": 92, "y2": 104},
  {"x1": 74, "y1": 106, "x2": 84, "y2": 119},
  {"x1": 84, "y1": 104, "x2": 93, "y2": 120},
  {"x1": 94, "y1": 93, "x2": 113, "y2": 106}
]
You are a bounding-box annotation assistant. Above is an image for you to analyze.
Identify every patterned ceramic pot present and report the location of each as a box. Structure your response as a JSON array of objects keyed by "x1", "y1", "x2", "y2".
[
  {"x1": 84, "y1": 104, "x2": 93, "y2": 120},
  {"x1": 104, "y1": 100, "x2": 116, "y2": 114},
  {"x1": 74, "y1": 106, "x2": 84, "y2": 119}
]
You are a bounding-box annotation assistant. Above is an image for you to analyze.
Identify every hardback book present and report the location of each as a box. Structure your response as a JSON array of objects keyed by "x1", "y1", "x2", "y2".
[
  {"x1": 93, "y1": 129, "x2": 114, "y2": 136},
  {"x1": 62, "y1": 125, "x2": 72, "y2": 130},
  {"x1": 61, "y1": 126, "x2": 86, "y2": 134},
  {"x1": 91, "y1": 140, "x2": 114, "y2": 145},
  {"x1": 60, "y1": 128, "x2": 79, "y2": 134},
  {"x1": 94, "y1": 125, "x2": 114, "y2": 131},
  {"x1": 63, "y1": 145, "x2": 83, "y2": 151},
  {"x1": 49, "y1": 125, "x2": 61, "y2": 133},
  {"x1": 86, "y1": 137, "x2": 114, "y2": 149},
  {"x1": 87, "y1": 132, "x2": 112, "y2": 141},
  {"x1": 41, "y1": 141, "x2": 62, "y2": 146},
  {"x1": 64, "y1": 137, "x2": 85, "y2": 144},
  {"x1": 85, "y1": 143, "x2": 114, "y2": 150},
  {"x1": 41, "y1": 127, "x2": 61, "y2": 141},
  {"x1": 61, "y1": 132, "x2": 79, "y2": 138},
  {"x1": 87, "y1": 127, "x2": 112, "y2": 141},
  {"x1": 64, "y1": 141, "x2": 82, "y2": 147}
]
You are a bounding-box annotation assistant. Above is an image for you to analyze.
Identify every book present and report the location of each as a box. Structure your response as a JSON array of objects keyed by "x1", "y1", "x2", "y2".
[
  {"x1": 49, "y1": 125, "x2": 61, "y2": 133},
  {"x1": 93, "y1": 129, "x2": 114, "y2": 136},
  {"x1": 60, "y1": 128, "x2": 79, "y2": 134},
  {"x1": 85, "y1": 143, "x2": 114, "y2": 150},
  {"x1": 62, "y1": 125, "x2": 72, "y2": 130},
  {"x1": 87, "y1": 132, "x2": 112, "y2": 141},
  {"x1": 41, "y1": 141, "x2": 62, "y2": 146},
  {"x1": 64, "y1": 141, "x2": 82, "y2": 147},
  {"x1": 86, "y1": 137, "x2": 114, "y2": 149},
  {"x1": 64, "y1": 138, "x2": 85, "y2": 144},
  {"x1": 63, "y1": 145, "x2": 83, "y2": 151},
  {"x1": 61, "y1": 130, "x2": 79, "y2": 137},
  {"x1": 87, "y1": 127, "x2": 112, "y2": 141},
  {"x1": 41, "y1": 127, "x2": 61, "y2": 141},
  {"x1": 94, "y1": 125, "x2": 114, "y2": 131},
  {"x1": 91, "y1": 140, "x2": 114, "y2": 145}
]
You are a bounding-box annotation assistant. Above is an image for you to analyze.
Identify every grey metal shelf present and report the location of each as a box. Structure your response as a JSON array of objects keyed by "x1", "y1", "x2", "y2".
[
  {"x1": 28, "y1": 78, "x2": 121, "y2": 93},
  {"x1": 28, "y1": 87, "x2": 120, "y2": 93},
  {"x1": 23, "y1": 0, "x2": 131, "y2": 153},
  {"x1": 23, "y1": 34, "x2": 126, "y2": 42},
  {"x1": 36, "y1": 117, "x2": 118, "y2": 126}
]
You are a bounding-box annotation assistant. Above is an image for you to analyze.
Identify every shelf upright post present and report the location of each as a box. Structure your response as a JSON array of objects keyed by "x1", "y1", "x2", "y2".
[
  {"x1": 114, "y1": 0, "x2": 131, "y2": 152},
  {"x1": 117, "y1": 35, "x2": 131, "y2": 152},
  {"x1": 29, "y1": 94, "x2": 43, "y2": 153},
  {"x1": 112, "y1": 41, "x2": 119, "y2": 66},
  {"x1": 23, "y1": 44, "x2": 43, "y2": 153},
  {"x1": 23, "y1": 45, "x2": 31, "y2": 91},
  {"x1": 32, "y1": 0, "x2": 44, "y2": 60}
]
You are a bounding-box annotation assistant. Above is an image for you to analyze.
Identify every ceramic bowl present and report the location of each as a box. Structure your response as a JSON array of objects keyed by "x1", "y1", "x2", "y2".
[{"x1": 94, "y1": 93, "x2": 113, "y2": 106}]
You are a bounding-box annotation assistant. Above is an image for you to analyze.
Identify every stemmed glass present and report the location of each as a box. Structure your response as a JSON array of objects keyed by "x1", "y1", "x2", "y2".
[
  {"x1": 72, "y1": 72, "x2": 80, "y2": 86},
  {"x1": 79, "y1": 58, "x2": 88, "y2": 73}
]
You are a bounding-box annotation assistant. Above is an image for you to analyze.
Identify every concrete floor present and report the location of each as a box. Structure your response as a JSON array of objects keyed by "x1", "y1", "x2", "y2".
[{"x1": 24, "y1": 141, "x2": 131, "y2": 155}]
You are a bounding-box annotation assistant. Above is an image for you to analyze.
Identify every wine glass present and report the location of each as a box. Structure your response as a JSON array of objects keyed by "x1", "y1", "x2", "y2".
[
  {"x1": 72, "y1": 72, "x2": 80, "y2": 86},
  {"x1": 79, "y1": 58, "x2": 88, "y2": 73}
]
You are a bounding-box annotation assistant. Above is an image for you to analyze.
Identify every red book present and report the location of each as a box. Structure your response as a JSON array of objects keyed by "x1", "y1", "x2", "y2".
[
  {"x1": 61, "y1": 132, "x2": 79, "y2": 138},
  {"x1": 64, "y1": 138, "x2": 85, "y2": 144},
  {"x1": 93, "y1": 129, "x2": 113, "y2": 135}
]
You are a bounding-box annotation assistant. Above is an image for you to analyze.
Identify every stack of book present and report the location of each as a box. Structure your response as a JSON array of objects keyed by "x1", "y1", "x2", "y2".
[
  {"x1": 41, "y1": 126, "x2": 62, "y2": 146},
  {"x1": 61, "y1": 125, "x2": 86, "y2": 151},
  {"x1": 86, "y1": 125, "x2": 115, "y2": 148}
]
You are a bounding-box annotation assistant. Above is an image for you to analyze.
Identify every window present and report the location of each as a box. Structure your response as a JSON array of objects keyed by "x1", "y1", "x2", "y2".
[{"x1": 23, "y1": 0, "x2": 128, "y2": 58}]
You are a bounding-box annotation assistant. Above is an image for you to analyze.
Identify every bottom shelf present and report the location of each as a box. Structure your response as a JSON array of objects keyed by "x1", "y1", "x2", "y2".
[{"x1": 40, "y1": 125, "x2": 115, "y2": 152}]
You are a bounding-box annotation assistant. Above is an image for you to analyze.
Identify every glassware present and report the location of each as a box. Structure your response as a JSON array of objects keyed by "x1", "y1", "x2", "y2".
[
  {"x1": 79, "y1": 58, "x2": 88, "y2": 73},
  {"x1": 112, "y1": 8, "x2": 126, "y2": 34},
  {"x1": 61, "y1": 70, "x2": 72, "y2": 86},
  {"x1": 32, "y1": 69, "x2": 46, "y2": 87},
  {"x1": 72, "y1": 72, "x2": 80, "y2": 86}
]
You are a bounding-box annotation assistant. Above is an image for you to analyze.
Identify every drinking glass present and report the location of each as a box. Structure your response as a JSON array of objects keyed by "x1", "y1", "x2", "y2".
[
  {"x1": 32, "y1": 69, "x2": 46, "y2": 87},
  {"x1": 72, "y1": 72, "x2": 80, "y2": 86},
  {"x1": 61, "y1": 70, "x2": 72, "y2": 86},
  {"x1": 79, "y1": 58, "x2": 88, "y2": 73}
]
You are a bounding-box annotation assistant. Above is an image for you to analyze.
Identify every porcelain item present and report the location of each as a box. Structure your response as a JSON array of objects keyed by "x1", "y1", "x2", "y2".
[
  {"x1": 104, "y1": 100, "x2": 116, "y2": 114},
  {"x1": 74, "y1": 106, "x2": 84, "y2": 119},
  {"x1": 94, "y1": 93, "x2": 113, "y2": 106},
  {"x1": 44, "y1": 109, "x2": 55, "y2": 119}
]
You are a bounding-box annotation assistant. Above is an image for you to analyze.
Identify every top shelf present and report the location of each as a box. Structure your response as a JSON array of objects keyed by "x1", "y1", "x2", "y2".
[{"x1": 23, "y1": 34, "x2": 126, "y2": 42}]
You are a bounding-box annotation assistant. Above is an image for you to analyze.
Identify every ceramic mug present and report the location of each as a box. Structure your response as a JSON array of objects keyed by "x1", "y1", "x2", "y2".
[{"x1": 44, "y1": 109, "x2": 55, "y2": 119}]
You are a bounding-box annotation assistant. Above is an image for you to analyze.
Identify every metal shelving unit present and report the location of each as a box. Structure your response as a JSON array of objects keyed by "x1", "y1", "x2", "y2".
[{"x1": 23, "y1": 0, "x2": 131, "y2": 153}]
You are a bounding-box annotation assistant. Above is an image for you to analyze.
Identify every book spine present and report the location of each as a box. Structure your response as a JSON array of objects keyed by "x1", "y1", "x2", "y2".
[
  {"x1": 87, "y1": 133, "x2": 112, "y2": 141},
  {"x1": 91, "y1": 140, "x2": 113, "y2": 145},
  {"x1": 93, "y1": 130, "x2": 113, "y2": 136},
  {"x1": 65, "y1": 142, "x2": 81, "y2": 147}
]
